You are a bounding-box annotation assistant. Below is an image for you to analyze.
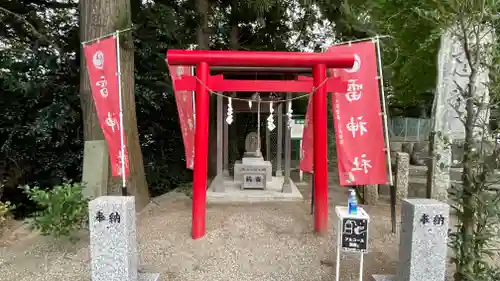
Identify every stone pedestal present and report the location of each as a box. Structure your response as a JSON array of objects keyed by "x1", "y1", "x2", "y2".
[
  {"x1": 82, "y1": 140, "x2": 109, "y2": 199},
  {"x1": 234, "y1": 157, "x2": 273, "y2": 184},
  {"x1": 89, "y1": 196, "x2": 159, "y2": 281},
  {"x1": 397, "y1": 199, "x2": 449, "y2": 281}
]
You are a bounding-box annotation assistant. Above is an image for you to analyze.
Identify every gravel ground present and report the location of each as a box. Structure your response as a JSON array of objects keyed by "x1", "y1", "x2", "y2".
[{"x1": 0, "y1": 181, "x2": 404, "y2": 281}]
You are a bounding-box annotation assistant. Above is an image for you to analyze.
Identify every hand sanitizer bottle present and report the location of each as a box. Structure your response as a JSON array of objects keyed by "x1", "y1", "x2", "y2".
[{"x1": 348, "y1": 188, "x2": 358, "y2": 215}]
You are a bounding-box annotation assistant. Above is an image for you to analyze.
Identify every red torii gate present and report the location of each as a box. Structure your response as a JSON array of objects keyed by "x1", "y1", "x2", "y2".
[{"x1": 166, "y1": 49, "x2": 354, "y2": 239}]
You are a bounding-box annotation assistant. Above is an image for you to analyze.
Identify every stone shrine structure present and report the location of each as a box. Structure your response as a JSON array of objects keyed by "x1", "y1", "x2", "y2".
[
  {"x1": 205, "y1": 71, "x2": 303, "y2": 202},
  {"x1": 372, "y1": 199, "x2": 450, "y2": 281}
]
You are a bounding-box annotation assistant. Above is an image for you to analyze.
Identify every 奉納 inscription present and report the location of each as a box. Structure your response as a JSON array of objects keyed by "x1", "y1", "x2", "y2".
[
  {"x1": 94, "y1": 210, "x2": 122, "y2": 224},
  {"x1": 420, "y1": 213, "x2": 446, "y2": 226}
]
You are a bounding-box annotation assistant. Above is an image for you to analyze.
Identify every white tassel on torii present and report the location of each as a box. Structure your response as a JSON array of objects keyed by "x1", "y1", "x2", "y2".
[
  {"x1": 226, "y1": 97, "x2": 233, "y2": 124},
  {"x1": 267, "y1": 101, "x2": 275, "y2": 131},
  {"x1": 287, "y1": 100, "x2": 293, "y2": 128}
]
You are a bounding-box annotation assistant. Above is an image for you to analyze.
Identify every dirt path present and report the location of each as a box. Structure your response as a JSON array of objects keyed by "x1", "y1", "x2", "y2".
[{"x1": 0, "y1": 182, "x2": 402, "y2": 281}]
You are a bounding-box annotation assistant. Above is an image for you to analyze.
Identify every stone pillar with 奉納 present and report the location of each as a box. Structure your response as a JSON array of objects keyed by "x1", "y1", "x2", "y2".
[
  {"x1": 396, "y1": 199, "x2": 449, "y2": 281},
  {"x1": 89, "y1": 196, "x2": 159, "y2": 281},
  {"x1": 372, "y1": 198, "x2": 450, "y2": 281}
]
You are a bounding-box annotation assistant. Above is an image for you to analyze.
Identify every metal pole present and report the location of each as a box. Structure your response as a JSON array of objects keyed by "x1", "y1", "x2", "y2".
[
  {"x1": 257, "y1": 96, "x2": 261, "y2": 156},
  {"x1": 115, "y1": 32, "x2": 127, "y2": 196},
  {"x1": 299, "y1": 139, "x2": 304, "y2": 181},
  {"x1": 335, "y1": 220, "x2": 341, "y2": 281},
  {"x1": 359, "y1": 253, "x2": 364, "y2": 281},
  {"x1": 310, "y1": 174, "x2": 314, "y2": 215},
  {"x1": 375, "y1": 36, "x2": 393, "y2": 186},
  {"x1": 192, "y1": 61, "x2": 210, "y2": 239},
  {"x1": 81, "y1": 27, "x2": 133, "y2": 45},
  {"x1": 390, "y1": 182, "x2": 397, "y2": 233},
  {"x1": 312, "y1": 64, "x2": 328, "y2": 233}
]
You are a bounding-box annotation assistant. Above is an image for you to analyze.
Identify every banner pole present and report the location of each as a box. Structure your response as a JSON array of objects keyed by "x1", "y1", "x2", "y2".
[
  {"x1": 375, "y1": 36, "x2": 393, "y2": 186},
  {"x1": 81, "y1": 27, "x2": 133, "y2": 45},
  {"x1": 329, "y1": 35, "x2": 391, "y2": 48},
  {"x1": 115, "y1": 31, "x2": 127, "y2": 195}
]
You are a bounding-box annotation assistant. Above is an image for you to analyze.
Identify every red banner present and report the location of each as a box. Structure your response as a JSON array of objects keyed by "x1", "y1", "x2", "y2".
[
  {"x1": 168, "y1": 65, "x2": 195, "y2": 169},
  {"x1": 300, "y1": 94, "x2": 314, "y2": 173},
  {"x1": 328, "y1": 41, "x2": 387, "y2": 185},
  {"x1": 83, "y1": 36, "x2": 130, "y2": 178}
]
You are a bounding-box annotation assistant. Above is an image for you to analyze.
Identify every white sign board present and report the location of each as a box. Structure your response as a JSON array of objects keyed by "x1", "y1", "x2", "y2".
[{"x1": 291, "y1": 119, "x2": 305, "y2": 139}]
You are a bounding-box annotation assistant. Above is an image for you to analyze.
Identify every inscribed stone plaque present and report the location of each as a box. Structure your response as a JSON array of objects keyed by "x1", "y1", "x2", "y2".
[
  {"x1": 242, "y1": 173, "x2": 266, "y2": 189},
  {"x1": 397, "y1": 199, "x2": 449, "y2": 281},
  {"x1": 82, "y1": 140, "x2": 109, "y2": 199},
  {"x1": 89, "y1": 196, "x2": 137, "y2": 281}
]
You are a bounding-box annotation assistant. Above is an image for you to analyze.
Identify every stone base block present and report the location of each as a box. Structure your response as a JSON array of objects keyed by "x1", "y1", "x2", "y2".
[
  {"x1": 207, "y1": 176, "x2": 303, "y2": 203},
  {"x1": 234, "y1": 158, "x2": 272, "y2": 183},
  {"x1": 371, "y1": 274, "x2": 450, "y2": 281}
]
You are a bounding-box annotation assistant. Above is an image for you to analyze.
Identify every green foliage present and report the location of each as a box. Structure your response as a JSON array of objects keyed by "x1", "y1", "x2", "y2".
[
  {"x1": 448, "y1": 141, "x2": 500, "y2": 281},
  {"x1": 1, "y1": 0, "x2": 330, "y2": 209},
  {"x1": 0, "y1": 201, "x2": 15, "y2": 229},
  {"x1": 329, "y1": 0, "x2": 500, "y2": 279},
  {"x1": 407, "y1": 1, "x2": 500, "y2": 280},
  {"x1": 23, "y1": 182, "x2": 88, "y2": 238}
]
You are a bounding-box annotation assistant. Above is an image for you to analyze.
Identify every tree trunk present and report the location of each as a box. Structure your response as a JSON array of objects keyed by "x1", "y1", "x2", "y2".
[
  {"x1": 79, "y1": 0, "x2": 150, "y2": 210},
  {"x1": 195, "y1": 0, "x2": 218, "y2": 178},
  {"x1": 196, "y1": 0, "x2": 210, "y2": 49},
  {"x1": 456, "y1": 20, "x2": 481, "y2": 281}
]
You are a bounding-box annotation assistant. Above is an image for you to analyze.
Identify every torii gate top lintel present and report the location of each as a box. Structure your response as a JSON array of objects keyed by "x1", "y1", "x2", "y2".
[{"x1": 166, "y1": 49, "x2": 355, "y2": 69}]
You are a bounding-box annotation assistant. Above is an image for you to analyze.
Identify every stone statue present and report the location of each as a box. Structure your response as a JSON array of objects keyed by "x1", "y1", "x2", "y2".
[{"x1": 244, "y1": 132, "x2": 261, "y2": 157}]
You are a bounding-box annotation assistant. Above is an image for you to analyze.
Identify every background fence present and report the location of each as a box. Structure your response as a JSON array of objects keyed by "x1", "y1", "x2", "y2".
[{"x1": 389, "y1": 117, "x2": 431, "y2": 142}]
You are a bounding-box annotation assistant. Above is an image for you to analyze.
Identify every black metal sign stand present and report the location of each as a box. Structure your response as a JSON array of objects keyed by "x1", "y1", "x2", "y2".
[{"x1": 334, "y1": 206, "x2": 369, "y2": 281}]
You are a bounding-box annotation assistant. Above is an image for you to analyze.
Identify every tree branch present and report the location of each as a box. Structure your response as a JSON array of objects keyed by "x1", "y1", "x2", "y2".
[
  {"x1": 25, "y1": 0, "x2": 77, "y2": 9},
  {"x1": 0, "y1": 5, "x2": 62, "y2": 54}
]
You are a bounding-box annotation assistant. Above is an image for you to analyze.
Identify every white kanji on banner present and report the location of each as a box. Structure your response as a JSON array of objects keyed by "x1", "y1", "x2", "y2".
[
  {"x1": 351, "y1": 154, "x2": 372, "y2": 174},
  {"x1": 105, "y1": 112, "x2": 120, "y2": 133},
  {"x1": 346, "y1": 116, "x2": 368, "y2": 138}
]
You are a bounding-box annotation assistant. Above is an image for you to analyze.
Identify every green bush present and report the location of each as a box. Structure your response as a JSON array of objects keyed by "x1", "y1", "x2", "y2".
[
  {"x1": 0, "y1": 201, "x2": 15, "y2": 230},
  {"x1": 23, "y1": 181, "x2": 88, "y2": 238}
]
